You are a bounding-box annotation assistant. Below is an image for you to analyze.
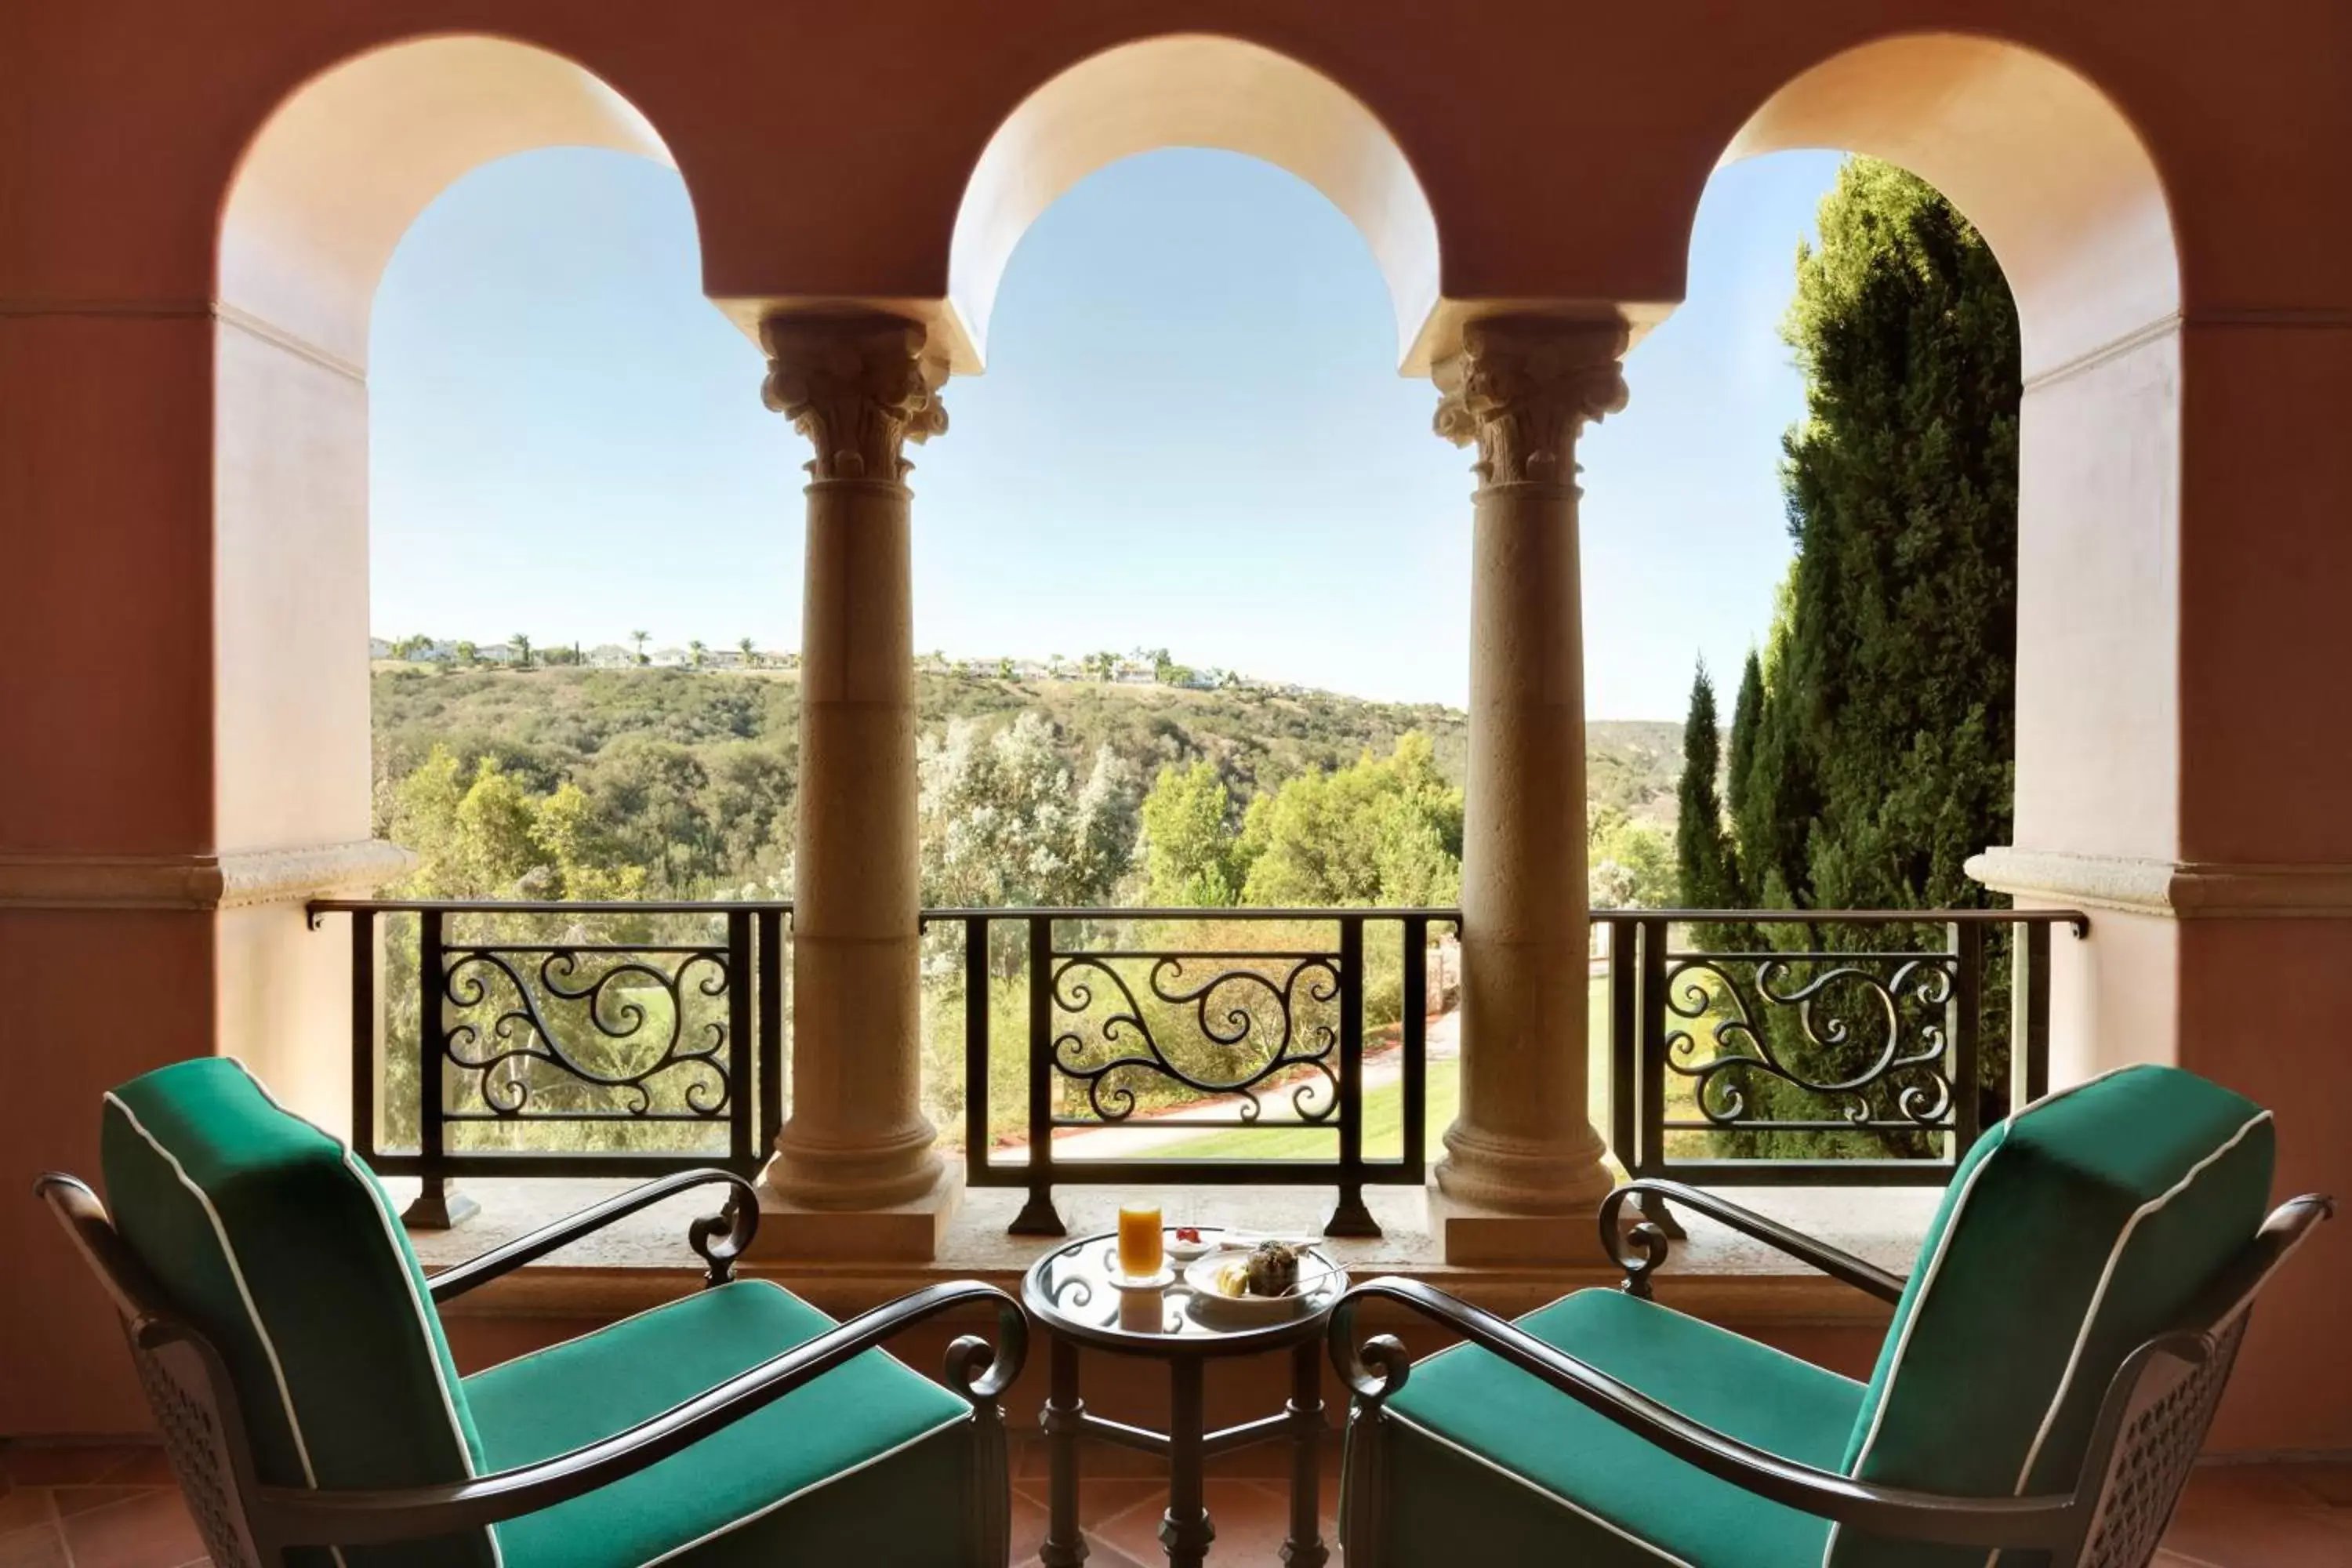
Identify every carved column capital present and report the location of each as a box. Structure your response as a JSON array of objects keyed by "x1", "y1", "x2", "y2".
[
  {"x1": 759, "y1": 314, "x2": 950, "y2": 482},
  {"x1": 1433, "y1": 317, "x2": 1630, "y2": 488}
]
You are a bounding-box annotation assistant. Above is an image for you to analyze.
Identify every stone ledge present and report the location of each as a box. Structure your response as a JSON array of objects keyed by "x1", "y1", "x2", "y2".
[
  {"x1": 401, "y1": 1177, "x2": 1928, "y2": 1334},
  {"x1": 1969, "y1": 845, "x2": 2352, "y2": 919},
  {"x1": 0, "y1": 839, "x2": 413, "y2": 911}
]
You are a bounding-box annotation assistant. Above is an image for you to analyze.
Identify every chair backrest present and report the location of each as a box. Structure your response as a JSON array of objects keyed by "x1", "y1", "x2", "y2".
[
  {"x1": 1828, "y1": 1063, "x2": 2275, "y2": 1567},
  {"x1": 99, "y1": 1058, "x2": 498, "y2": 1568}
]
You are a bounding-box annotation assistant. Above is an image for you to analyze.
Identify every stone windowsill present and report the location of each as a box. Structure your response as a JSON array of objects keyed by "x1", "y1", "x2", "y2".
[{"x1": 390, "y1": 1176, "x2": 1939, "y2": 1329}]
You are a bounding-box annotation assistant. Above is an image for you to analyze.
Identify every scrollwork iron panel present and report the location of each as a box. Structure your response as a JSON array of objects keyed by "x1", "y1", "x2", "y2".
[
  {"x1": 1660, "y1": 949, "x2": 1958, "y2": 1134},
  {"x1": 1045, "y1": 946, "x2": 1344, "y2": 1127},
  {"x1": 437, "y1": 940, "x2": 736, "y2": 1123}
]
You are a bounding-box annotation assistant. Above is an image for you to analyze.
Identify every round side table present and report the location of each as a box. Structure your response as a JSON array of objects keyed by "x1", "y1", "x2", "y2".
[{"x1": 1022, "y1": 1232, "x2": 1339, "y2": 1568}]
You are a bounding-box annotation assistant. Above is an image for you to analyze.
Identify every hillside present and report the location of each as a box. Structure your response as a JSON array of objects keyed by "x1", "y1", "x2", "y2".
[{"x1": 371, "y1": 664, "x2": 1685, "y2": 892}]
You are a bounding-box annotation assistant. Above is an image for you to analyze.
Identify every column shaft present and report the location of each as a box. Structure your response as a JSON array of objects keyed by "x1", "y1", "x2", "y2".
[
  {"x1": 1430, "y1": 317, "x2": 1627, "y2": 1243},
  {"x1": 757, "y1": 314, "x2": 954, "y2": 1236}
]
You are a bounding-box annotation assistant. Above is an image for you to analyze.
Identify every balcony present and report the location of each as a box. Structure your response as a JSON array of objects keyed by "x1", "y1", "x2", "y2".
[{"x1": 308, "y1": 898, "x2": 2074, "y2": 1281}]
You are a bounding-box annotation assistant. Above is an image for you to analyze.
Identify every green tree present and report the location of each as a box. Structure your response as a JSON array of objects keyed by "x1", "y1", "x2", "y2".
[
  {"x1": 738, "y1": 637, "x2": 758, "y2": 668},
  {"x1": 508, "y1": 633, "x2": 533, "y2": 669},
  {"x1": 454, "y1": 640, "x2": 478, "y2": 667},
  {"x1": 1238, "y1": 733, "x2": 1461, "y2": 907},
  {"x1": 1589, "y1": 803, "x2": 1675, "y2": 909},
  {"x1": 630, "y1": 629, "x2": 650, "y2": 666},
  {"x1": 1674, "y1": 660, "x2": 1740, "y2": 910},
  {"x1": 1138, "y1": 760, "x2": 1249, "y2": 906},
  {"x1": 688, "y1": 638, "x2": 706, "y2": 670},
  {"x1": 1718, "y1": 157, "x2": 2021, "y2": 1152},
  {"x1": 1726, "y1": 648, "x2": 1765, "y2": 827},
  {"x1": 1736, "y1": 157, "x2": 2019, "y2": 914},
  {"x1": 916, "y1": 712, "x2": 1139, "y2": 915}
]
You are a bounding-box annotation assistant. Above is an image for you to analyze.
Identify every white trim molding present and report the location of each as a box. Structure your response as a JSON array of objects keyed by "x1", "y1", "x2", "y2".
[
  {"x1": 0, "y1": 839, "x2": 414, "y2": 912},
  {"x1": 1968, "y1": 846, "x2": 2352, "y2": 919}
]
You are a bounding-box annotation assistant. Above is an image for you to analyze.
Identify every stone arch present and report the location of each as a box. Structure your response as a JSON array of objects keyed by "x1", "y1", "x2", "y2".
[
  {"x1": 1719, "y1": 31, "x2": 2177, "y2": 382},
  {"x1": 946, "y1": 34, "x2": 1440, "y2": 370},
  {"x1": 1700, "y1": 34, "x2": 2187, "y2": 1083},
  {"x1": 220, "y1": 34, "x2": 685, "y2": 371},
  {"x1": 205, "y1": 37, "x2": 694, "y2": 1118}
]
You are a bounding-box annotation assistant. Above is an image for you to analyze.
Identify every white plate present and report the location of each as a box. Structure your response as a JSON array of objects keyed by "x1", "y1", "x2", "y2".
[{"x1": 1181, "y1": 1247, "x2": 1348, "y2": 1323}]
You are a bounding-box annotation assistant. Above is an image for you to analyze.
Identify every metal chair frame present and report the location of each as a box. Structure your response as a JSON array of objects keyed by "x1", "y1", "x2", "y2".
[
  {"x1": 35, "y1": 1168, "x2": 1029, "y2": 1568},
  {"x1": 1330, "y1": 1178, "x2": 2332, "y2": 1568}
]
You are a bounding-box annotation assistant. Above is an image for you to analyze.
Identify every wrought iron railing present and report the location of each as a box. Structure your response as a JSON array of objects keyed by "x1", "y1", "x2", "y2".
[
  {"x1": 922, "y1": 908, "x2": 1458, "y2": 1240},
  {"x1": 1602, "y1": 909, "x2": 2085, "y2": 1189},
  {"x1": 309, "y1": 899, "x2": 788, "y2": 1226},
  {"x1": 310, "y1": 898, "x2": 2080, "y2": 1236}
]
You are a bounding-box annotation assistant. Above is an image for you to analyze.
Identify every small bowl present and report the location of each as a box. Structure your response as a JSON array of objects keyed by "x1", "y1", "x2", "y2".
[{"x1": 1165, "y1": 1228, "x2": 1221, "y2": 1263}]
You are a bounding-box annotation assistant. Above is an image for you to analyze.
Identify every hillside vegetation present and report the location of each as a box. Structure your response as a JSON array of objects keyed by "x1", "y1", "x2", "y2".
[{"x1": 372, "y1": 664, "x2": 1685, "y2": 901}]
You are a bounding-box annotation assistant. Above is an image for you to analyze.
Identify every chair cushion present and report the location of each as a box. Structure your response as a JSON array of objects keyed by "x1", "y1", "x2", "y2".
[
  {"x1": 468, "y1": 1279, "x2": 981, "y2": 1568},
  {"x1": 1367, "y1": 1287, "x2": 1864, "y2": 1566},
  {"x1": 1831, "y1": 1063, "x2": 2274, "y2": 1567},
  {"x1": 100, "y1": 1058, "x2": 495, "y2": 1568}
]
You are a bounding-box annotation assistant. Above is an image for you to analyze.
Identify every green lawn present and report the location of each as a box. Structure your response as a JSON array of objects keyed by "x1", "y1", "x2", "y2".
[{"x1": 1142, "y1": 978, "x2": 1610, "y2": 1162}]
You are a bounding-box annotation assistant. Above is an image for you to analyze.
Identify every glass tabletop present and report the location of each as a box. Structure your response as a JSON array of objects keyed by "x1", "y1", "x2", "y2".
[{"x1": 1022, "y1": 1229, "x2": 1348, "y2": 1350}]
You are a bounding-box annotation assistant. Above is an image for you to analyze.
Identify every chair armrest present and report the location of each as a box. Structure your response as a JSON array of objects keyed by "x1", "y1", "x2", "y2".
[
  {"x1": 1327, "y1": 1277, "x2": 2075, "y2": 1552},
  {"x1": 426, "y1": 1169, "x2": 759, "y2": 1301},
  {"x1": 1601, "y1": 1179, "x2": 1907, "y2": 1304},
  {"x1": 253, "y1": 1279, "x2": 1029, "y2": 1548}
]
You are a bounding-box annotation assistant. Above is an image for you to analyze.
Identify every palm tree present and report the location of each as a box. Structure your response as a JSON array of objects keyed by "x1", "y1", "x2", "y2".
[
  {"x1": 739, "y1": 636, "x2": 757, "y2": 668},
  {"x1": 509, "y1": 633, "x2": 532, "y2": 669},
  {"x1": 630, "y1": 629, "x2": 650, "y2": 666},
  {"x1": 688, "y1": 639, "x2": 706, "y2": 669}
]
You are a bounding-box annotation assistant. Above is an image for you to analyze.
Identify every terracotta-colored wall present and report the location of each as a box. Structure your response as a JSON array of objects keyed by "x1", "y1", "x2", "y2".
[
  {"x1": 0, "y1": 914, "x2": 214, "y2": 1434},
  {"x1": 2180, "y1": 920, "x2": 2352, "y2": 1453}
]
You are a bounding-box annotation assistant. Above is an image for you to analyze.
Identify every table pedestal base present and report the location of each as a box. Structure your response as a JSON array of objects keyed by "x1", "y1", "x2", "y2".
[{"x1": 1038, "y1": 1338, "x2": 1328, "y2": 1567}]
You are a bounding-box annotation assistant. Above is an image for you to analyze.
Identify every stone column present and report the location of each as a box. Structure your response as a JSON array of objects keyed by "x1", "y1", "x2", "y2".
[
  {"x1": 1429, "y1": 316, "x2": 1628, "y2": 1264},
  {"x1": 754, "y1": 313, "x2": 959, "y2": 1259}
]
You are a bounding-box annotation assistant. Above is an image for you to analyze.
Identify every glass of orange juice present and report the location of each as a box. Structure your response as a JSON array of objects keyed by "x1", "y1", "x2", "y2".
[{"x1": 1116, "y1": 1203, "x2": 1164, "y2": 1280}]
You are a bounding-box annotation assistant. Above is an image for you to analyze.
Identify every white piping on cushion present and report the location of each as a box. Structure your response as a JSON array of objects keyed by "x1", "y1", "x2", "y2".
[
  {"x1": 1820, "y1": 1120, "x2": 2011, "y2": 1568},
  {"x1": 1382, "y1": 1409, "x2": 1697, "y2": 1567},
  {"x1": 106, "y1": 1091, "x2": 350, "y2": 1568},
  {"x1": 2008, "y1": 1109, "x2": 2273, "y2": 1497},
  {"x1": 225, "y1": 1060, "x2": 501, "y2": 1566}
]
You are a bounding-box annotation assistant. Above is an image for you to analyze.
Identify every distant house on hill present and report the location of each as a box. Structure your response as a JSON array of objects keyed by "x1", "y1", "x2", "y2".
[
  {"x1": 586, "y1": 644, "x2": 636, "y2": 669},
  {"x1": 367, "y1": 637, "x2": 394, "y2": 659},
  {"x1": 650, "y1": 647, "x2": 690, "y2": 668}
]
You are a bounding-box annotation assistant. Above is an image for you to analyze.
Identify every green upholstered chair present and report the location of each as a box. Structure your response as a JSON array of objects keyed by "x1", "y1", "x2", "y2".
[
  {"x1": 1328, "y1": 1064, "x2": 2330, "y2": 1568},
  {"x1": 36, "y1": 1058, "x2": 1027, "y2": 1568}
]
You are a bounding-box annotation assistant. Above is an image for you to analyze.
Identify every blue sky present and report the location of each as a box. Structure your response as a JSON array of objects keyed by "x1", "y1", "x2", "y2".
[{"x1": 370, "y1": 146, "x2": 1841, "y2": 719}]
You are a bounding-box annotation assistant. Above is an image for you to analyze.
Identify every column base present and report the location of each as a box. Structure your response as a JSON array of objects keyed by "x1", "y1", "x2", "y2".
[
  {"x1": 747, "y1": 1163, "x2": 964, "y2": 1263},
  {"x1": 1426, "y1": 1185, "x2": 1611, "y2": 1266}
]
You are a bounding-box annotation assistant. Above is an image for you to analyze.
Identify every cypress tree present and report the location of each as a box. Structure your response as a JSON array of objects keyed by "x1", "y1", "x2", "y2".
[
  {"x1": 1770, "y1": 157, "x2": 2019, "y2": 913},
  {"x1": 1673, "y1": 660, "x2": 1740, "y2": 911},
  {"x1": 1717, "y1": 157, "x2": 2021, "y2": 1153},
  {"x1": 1726, "y1": 648, "x2": 1765, "y2": 829}
]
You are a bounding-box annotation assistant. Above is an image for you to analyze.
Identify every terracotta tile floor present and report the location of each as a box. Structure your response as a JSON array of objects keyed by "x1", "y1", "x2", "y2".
[{"x1": 4, "y1": 1437, "x2": 2346, "y2": 1565}]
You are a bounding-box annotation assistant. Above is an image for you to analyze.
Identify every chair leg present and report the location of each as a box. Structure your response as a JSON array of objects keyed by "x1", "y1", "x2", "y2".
[{"x1": 1338, "y1": 1402, "x2": 1388, "y2": 1568}]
